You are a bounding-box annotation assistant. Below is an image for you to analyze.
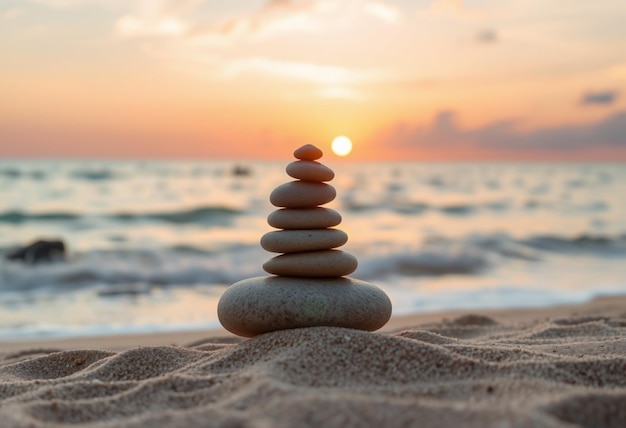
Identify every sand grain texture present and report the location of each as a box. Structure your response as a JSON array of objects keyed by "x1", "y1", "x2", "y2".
[{"x1": 1, "y1": 302, "x2": 625, "y2": 427}]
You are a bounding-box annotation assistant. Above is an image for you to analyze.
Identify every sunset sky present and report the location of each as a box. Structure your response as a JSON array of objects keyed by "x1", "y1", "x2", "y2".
[{"x1": 1, "y1": 0, "x2": 626, "y2": 160}]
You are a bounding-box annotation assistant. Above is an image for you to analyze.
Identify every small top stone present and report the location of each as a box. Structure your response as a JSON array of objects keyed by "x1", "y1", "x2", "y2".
[
  {"x1": 294, "y1": 144, "x2": 323, "y2": 161},
  {"x1": 286, "y1": 160, "x2": 335, "y2": 182}
]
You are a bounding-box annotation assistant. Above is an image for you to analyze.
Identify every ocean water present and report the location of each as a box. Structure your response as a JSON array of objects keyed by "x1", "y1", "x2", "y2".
[{"x1": 1, "y1": 159, "x2": 625, "y2": 340}]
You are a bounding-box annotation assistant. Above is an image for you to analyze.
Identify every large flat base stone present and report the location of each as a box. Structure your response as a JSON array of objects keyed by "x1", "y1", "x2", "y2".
[{"x1": 217, "y1": 276, "x2": 392, "y2": 337}]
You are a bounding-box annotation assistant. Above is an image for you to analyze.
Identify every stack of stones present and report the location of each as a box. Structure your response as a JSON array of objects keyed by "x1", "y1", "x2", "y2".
[{"x1": 218, "y1": 144, "x2": 392, "y2": 338}]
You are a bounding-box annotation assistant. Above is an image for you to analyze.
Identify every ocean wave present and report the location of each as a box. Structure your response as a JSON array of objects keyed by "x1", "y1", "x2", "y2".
[
  {"x1": 0, "y1": 168, "x2": 21, "y2": 178},
  {"x1": 439, "y1": 204, "x2": 476, "y2": 215},
  {"x1": 343, "y1": 197, "x2": 613, "y2": 217},
  {"x1": 356, "y1": 243, "x2": 490, "y2": 279},
  {"x1": 0, "y1": 169, "x2": 46, "y2": 179},
  {"x1": 1, "y1": 243, "x2": 492, "y2": 294},
  {"x1": 0, "y1": 247, "x2": 264, "y2": 294},
  {"x1": 0, "y1": 206, "x2": 242, "y2": 225},
  {"x1": 110, "y1": 206, "x2": 241, "y2": 224},
  {"x1": 524, "y1": 199, "x2": 609, "y2": 213},
  {"x1": 522, "y1": 234, "x2": 626, "y2": 252},
  {"x1": 451, "y1": 233, "x2": 626, "y2": 259},
  {"x1": 168, "y1": 245, "x2": 215, "y2": 255},
  {"x1": 70, "y1": 169, "x2": 117, "y2": 181},
  {"x1": 0, "y1": 211, "x2": 80, "y2": 223},
  {"x1": 2, "y1": 232, "x2": 625, "y2": 294},
  {"x1": 343, "y1": 200, "x2": 510, "y2": 216},
  {"x1": 354, "y1": 232, "x2": 626, "y2": 280}
]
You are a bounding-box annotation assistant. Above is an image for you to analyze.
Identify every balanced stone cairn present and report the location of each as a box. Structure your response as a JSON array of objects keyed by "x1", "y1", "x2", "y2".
[{"x1": 218, "y1": 144, "x2": 392, "y2": 337}]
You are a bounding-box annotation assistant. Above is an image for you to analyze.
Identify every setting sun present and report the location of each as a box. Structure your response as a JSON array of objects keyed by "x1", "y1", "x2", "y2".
[{"x1": 331, "y1": 136, "x2": 353, "y2": 157}]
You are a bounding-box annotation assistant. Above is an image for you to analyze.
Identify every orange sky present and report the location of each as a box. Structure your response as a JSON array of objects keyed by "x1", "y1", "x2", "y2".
[{"x1": 1, "y1": 0, "x2": 626, "y2": 161}]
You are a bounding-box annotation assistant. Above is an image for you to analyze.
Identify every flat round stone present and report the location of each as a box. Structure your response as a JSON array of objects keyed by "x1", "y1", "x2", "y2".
[
  {"x1": 294, "y1": 144, "x2": 323, "y2": 161},
  {"x1": 261, "y1": 229, "x2": 348, "y2": 253},
  {"x1": 263, "y1": 250, "x2": 357, "y2": 277},
  {"x1": 217, "y1": 276, "x2": 392, "y2": 337},
  {"x1": 268, "y1": 208, "x2": 342, "y2": 229},
  {"x1": 286, "y1": 160, "x2": 334, "y2": 182},
  {"x1": 270, "y1": 181, "x2": 336, "y2": 208}
]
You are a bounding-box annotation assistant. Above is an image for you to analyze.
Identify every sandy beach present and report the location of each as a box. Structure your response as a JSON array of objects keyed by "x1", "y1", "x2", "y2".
[{"x1": 0, "y1": 295, "x2": 624, "y2": 427}]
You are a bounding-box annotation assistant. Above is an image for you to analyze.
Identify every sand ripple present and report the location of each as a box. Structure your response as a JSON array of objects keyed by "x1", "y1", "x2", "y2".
[{"x1": 1, "y1": 315, "x2": 625, "y2": 427}]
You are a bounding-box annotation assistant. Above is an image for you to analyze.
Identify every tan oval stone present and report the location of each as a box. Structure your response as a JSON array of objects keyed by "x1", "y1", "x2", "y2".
[
  {"x1": 263, "y1": 250, "x2": 357, "y2": 277},
  {"x1": 286, "y1": 160, "x2": 334, "y2": 182},
  {"x1": 294, "y1": 144, "x2": 323, "y2": 161},
  {"x1": 269, "y1": 181, "x2": 336, "y2": 208},
  {"x1": 217, "y1": 276, "x2": 392, "y2": 337},
  {"x1": 261, "y1": 229, "x2": 348, "y2": 253},
  {"x1": 268, "y1": 208, "x2": 342, "y2": 229}
]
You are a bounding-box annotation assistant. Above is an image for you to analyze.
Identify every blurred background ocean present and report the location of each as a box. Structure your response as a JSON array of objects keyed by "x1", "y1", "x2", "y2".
[{"x1": 1, "y1": 159, "x2": 624, "y2": 339}]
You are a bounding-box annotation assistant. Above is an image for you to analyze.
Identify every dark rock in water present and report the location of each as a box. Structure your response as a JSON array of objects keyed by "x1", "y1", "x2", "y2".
[
  {"x1": 6, "y1": 239, "x2": 66, "y2": 264},
  {"x1": 232, "y1": 165, "x2": 251, "y2": 176}
]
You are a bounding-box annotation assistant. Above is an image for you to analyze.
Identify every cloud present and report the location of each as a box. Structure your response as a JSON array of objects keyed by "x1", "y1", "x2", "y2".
[
  {"x1": 177, "y1": 0, "x2": 326, "y2": 43},
  {"x1": 427, "y1": 0, "x2": 486, "y2": 20},
  {"x1": 222, "y1": 57, "x2": 353, "y2": 84},
  {"x1": 364, "y1": 1, "x2": 400, "y2": 24},
  {"x1": 213, "y1": 0, "x2": 321, "y2": 37},
  {"x1": 23, "y1": 0, "x2": 86, "y2": 7},
  {"x1": 431, "y1": 0, "x2": 463, "y2": 14},
  {"x1": 580, "y1": 90, "x2": 619, "y2": 106},
  {"x1": 476, "y1": 29, "x2": 497, "y2": 44},
  {"x1": 114, "y1": 0, "x2": 202, "y2": 38},
  {"x1": 317, "y1": 85, "x2": 363, "y2": 100},
  {"x1": 114, "y1": 0, "x2": 403, "y2": 42},
  {"x1": 2, "y1": 7, "x2": 26, "y2": 21},
  {"x1": 23, "y1": 0, "x2": 125, "y2": 9},
  {"x1": 220, "y1": 56, "x2": 390, "y2": 85},
  {"x1": 116, "y1": 15, "x2": 186, "y2": 37},
  {"x1": 112, "y1": 0, "x2": 329, "y2": 42},
  {"x1": 109, "y1": 1, "x2": 403, "y2": 91},
  {"x1": 379, "y1": 110, "x2": 626, "y2": 152}
]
